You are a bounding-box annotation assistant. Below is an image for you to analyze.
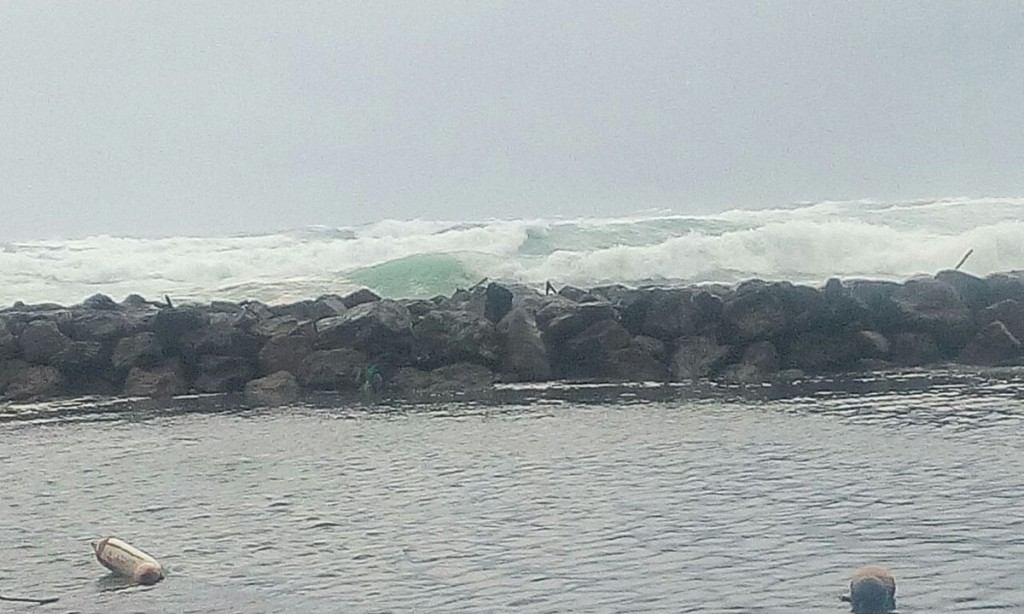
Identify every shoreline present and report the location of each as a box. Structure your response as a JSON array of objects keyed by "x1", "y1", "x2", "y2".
[{"x1": 1, "y1": 269, "x2": 1022, "y2": 404}]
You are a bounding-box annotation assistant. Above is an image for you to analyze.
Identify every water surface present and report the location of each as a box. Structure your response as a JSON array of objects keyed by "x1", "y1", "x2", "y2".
[{"x1": 2, "y1": 370, "x2": 1023, "y2": 613}]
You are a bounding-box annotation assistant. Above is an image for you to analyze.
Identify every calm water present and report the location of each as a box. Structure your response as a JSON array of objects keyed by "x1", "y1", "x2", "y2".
[{"x1": 2, "y1": 370, "x2": 1024, "y2": 613}]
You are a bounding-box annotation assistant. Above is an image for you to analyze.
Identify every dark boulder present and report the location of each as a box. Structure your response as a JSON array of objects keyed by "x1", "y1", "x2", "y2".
[
  {"x1": 721, "y1": 281, "x2": 787, "y2": 342},
  {"x1": 123, "y1": 361, "x2": 188, "y2": 398},
  {"x1": 636, "y1": 289, "x2": 700, "y2": 341},
  {"x1": 557, "y1": 285, "x2": 596, "y2": 303},
  {"x1": 81, "y1": 293, "x2": 120, "y2": 311},
  {"x1": 0, "y1": 359, "x2": 30, "y2": 395},
  {"x1": 271, "y1": 295, "x2": 347, "y2": 321},
  {"x1": 607, "y1": 337, "x2": 672, "y2": 382},
  {"x1": 341, "y1": 288, "x2": 381, "y2": 309},
  {"x1": 558, "y1": 319, "x2": 633, "y2": 379},
  {"x1": 254, "y1": 315, "x2": 309, "y2": 339},
  {"x1": 981, "y1": 299, "x2": 1024, "y2": 343},
  {"x1": 413, "y1": 310, "x2": 499, "y2": 368},
  {"x1": 192, "y1": 355, "x2": 255, "y2": 393},
  {"x1": 536, "y1": 299, "x2": 616, "y2": 344},
  {"x1": 0, "y1": 318, "x2": 20, "y2": 359},
  {"x1": 60, "y1": 309, "x2": 133, "y2": 342},
  {"x1": 784, "y1": 331, "x2": 874, "y2": 373},
  {"x1": 484, "y1": 282, "x2": 514, "y2": 323},
  {"x1": 986, "y1": 271, "x2": 1024, "y2": 304},
  {"x1": 314, "y1": 300, "x2": 413, "y2": 360},
  {"x1": 892, "y1": 278, "x2": 973, "y2": 350},
  {"x1": 496, "y1": 307, "x2": 551, "y2": 382},
  {"x1": 3, "y1": 365, "x2": 63, "y2": 400},
  {"x1": 390, "y1": 363, "x2": 494, "y2": 398},
  {"x1": 112, "y1": 332, "x2": 164, "y2": 372},
  {"x1": 777, "y1": 283, "x2": 836, "y2": 335},
  {"x1": 153, "y1": 307, "x2": 210, "y2": 354},
  {"x1": 890, "y1": 332, "x2": 941, "y2": 367},
  {"x1": 720, "y1": 341, "x2": 781, "y2": 384},
  {"x1": 935, "y1": 269, "x2": 991, "y2": 310},
  {"x1": 258, "y1": 333, "x2": 314, "y2": 377},
  {"x1": 670, "y1": 335, "x2": 732, "y2": 380},
  {"x1": 846, "y1": 280, "x2": 903, "y2": 331},
  {"x1": 959, "y1": 321, "x2": 1021, "y2": 366},
  {"x1": 53, "y1": 341, "x2": 109, "y2": 379},
  {"x1": 19, "y1": 320, "x2": 72, "y2": 364},
  {"x1": 185, "y1": 312, "x2": 264, "y2": 358},
  {"x1": 244, "y1": 370, "x2": 301, "y2": 402},
  {"x1": 299, "y1": 348, "x2": 368, "y2": 391}
]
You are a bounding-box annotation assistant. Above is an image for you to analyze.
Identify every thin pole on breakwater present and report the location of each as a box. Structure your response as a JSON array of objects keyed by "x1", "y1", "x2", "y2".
[{"x1": 955, "y1": 248, "x2": 974, "y2": 271}]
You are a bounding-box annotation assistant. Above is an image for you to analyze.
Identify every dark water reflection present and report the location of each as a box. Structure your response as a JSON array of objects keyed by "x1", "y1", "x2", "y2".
[{"x1": 2, "y1": 368, "x2": 1024, "y2": 613}]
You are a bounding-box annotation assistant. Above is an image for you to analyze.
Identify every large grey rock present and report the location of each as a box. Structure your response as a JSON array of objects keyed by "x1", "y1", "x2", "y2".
[
  {"x1": 258, "y1": 333, "x2": 314, "y2": 377},
  {"x1": 271, "y1": 295, "x2": 347, "y2": 321},
  {"x1": 192, "y1": 355, "x2": 255, "y2": 393},
  {"x1": 299, "y1": 348, "x2": 368, "y2": 391},
  {"x1": 558, "y1": 319, "x2": 632, "y2": 379},
  {"x1": 53, "y1": 341, "x2": 108, "y2": 378},
  {"x1": 341, "y1": 288, "x2": 381, "y2": 309},
  {"x1": 636, "y1": 289, "x2": 701, "y2": 341},
  {"x1": 153, "y1": 307, "x2": 210, "y2": 354},
  {"x1": 112, "y1": 332, "x2": 164, "y2": 371},
  {"x1": 413, "y1": 310, "x2": 499, "y2": 368},
  {"x1": 959, "y1": 321, "x2": 1021, "y2": 366},
  {"x1": 784, "y1": 331, "x2": 866, "y2": 373},
  {"x1": 670, "y1": 335, "x2": 732, "y2": 380},
  {"x1": 722, "y1": 281, "x2": 787, "y2": 342},
  {"x1": 607, "y1": 337, "x2": 672, "y2": 381},
  {"x1": 0, "y1": 359, "x2": 30, "y2": 395},
  {"x1": 244, "y1": 370, "x2": 300, "y2": 402},
  {"x1": 721, "y1": 341, "x2": 781, "y2": 384},
  {"x1": 185, "y1": 312, "x2": 263, "y2": 358},
  {"x1": 254, "y1": 315, "x2": 312, "y2": 339},
  {"x1": 981, "y1": 299, "x2": 1024, "y2": 343},
  {"x1": 846, "y1": 280, "x2": 903, "y2": 331},
  {"x1": 61, "y1": 309, "x2": 132, "y2": 341},
  {"x1": 19, "y1": 320, "x2": 72, "y2": 364},
  {"x1": 315, "y1": 300, "x2": 413, "y2": 359},
  {"x1": 536, "y1": 299, "x2": 616, "y2": 344},
  {"x1": 890, "y1": 332, "x2": 941, "y2": 367},
  {"x1": 390, "y1": 363, "x2": 494, "y2": 398},
  {"x1": 3, "y1": 365, "x2": 63, "y2": 400},
  {"x1": 935, "y1": 269, "x2": 990, "y2": 310},
  {"x1": 496, "y1": 307, "x2": 551, "y2": 382},
  {"x1": 81, "y1": 293, "x2": 120, "y2": 311},
  {"x1": 986, "y1": 271, "x2": 1024, "y2": 304},
  {"x1": 484, "y1": 282, "x2": 513, "y2": 323},
  {"x1": 892, "y1": 279, "x2": 973, "y2": 349},
  {"x1": 123, "y1": 361, "x2": 188, "y2": 398},
  {"x1": 0, "y1": 317, "x2": 19, "y2": 359}
]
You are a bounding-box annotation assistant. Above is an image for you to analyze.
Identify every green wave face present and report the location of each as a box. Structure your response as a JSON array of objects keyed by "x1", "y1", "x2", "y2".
[{"x1": 346, "y1": 253, "x2": 482, "y2": 299}]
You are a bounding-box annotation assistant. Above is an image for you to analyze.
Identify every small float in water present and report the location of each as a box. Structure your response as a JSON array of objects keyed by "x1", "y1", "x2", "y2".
[
  {"x1": 92, "y1": 537, "x2": 164, "y2": 586},
  {"x1": 840, "y1": 565, "x2": 897, "y2": 613}
]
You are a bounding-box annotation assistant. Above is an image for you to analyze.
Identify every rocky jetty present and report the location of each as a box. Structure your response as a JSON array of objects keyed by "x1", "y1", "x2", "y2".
[{"x1": 1, "y1": 270, "x2": 1023, "y2": 402}]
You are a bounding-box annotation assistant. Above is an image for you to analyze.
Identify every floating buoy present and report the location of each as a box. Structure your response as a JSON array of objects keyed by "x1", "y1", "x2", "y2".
[
  {"x1": 840, "y1": 565, "x2": 896, "y2": 613},
  {"x1": 92, "y1": 537, "x2": 164, "y2": 586}
]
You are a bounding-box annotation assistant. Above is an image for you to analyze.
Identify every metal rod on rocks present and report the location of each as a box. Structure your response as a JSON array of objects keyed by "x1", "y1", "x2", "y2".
[
  {"x1": 955, "y1": 248, "x2": 974, "y2": 270},
  {"x1": 0, "y1": 593, "x2": 60, "y2": 605}
]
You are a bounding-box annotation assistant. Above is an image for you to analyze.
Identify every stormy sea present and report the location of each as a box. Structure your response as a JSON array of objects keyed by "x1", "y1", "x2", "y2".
[{"x1": 2, "y1": 197, "x2": 1024, "y2": 612}]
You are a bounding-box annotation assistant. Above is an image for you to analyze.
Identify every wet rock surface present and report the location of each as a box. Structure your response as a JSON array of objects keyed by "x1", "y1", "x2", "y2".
[{"x1": 2, "y1": 271, "x2": 1023, "y2": 402}]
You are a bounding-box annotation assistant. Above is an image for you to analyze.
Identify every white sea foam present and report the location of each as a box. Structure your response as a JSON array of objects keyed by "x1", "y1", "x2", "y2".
[{"x1": 2, "y1": 197, "x2": 1022, "y2": 306}]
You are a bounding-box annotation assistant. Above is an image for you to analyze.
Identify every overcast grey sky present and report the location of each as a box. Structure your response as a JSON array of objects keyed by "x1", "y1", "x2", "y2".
[{"x1": 1, "y1": 2, "x2": 1022, "y2": 239}]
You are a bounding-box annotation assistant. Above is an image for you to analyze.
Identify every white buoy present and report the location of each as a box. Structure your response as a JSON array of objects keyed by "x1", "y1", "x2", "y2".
[{"x1": 92, "y1": 537, "x2": 164, "y2": 585}]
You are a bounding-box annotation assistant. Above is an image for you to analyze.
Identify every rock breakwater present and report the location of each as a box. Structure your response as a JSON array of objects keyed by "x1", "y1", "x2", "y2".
[{"x1": 1, "y1": 269, "x2": 1023, "y2": 402}]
